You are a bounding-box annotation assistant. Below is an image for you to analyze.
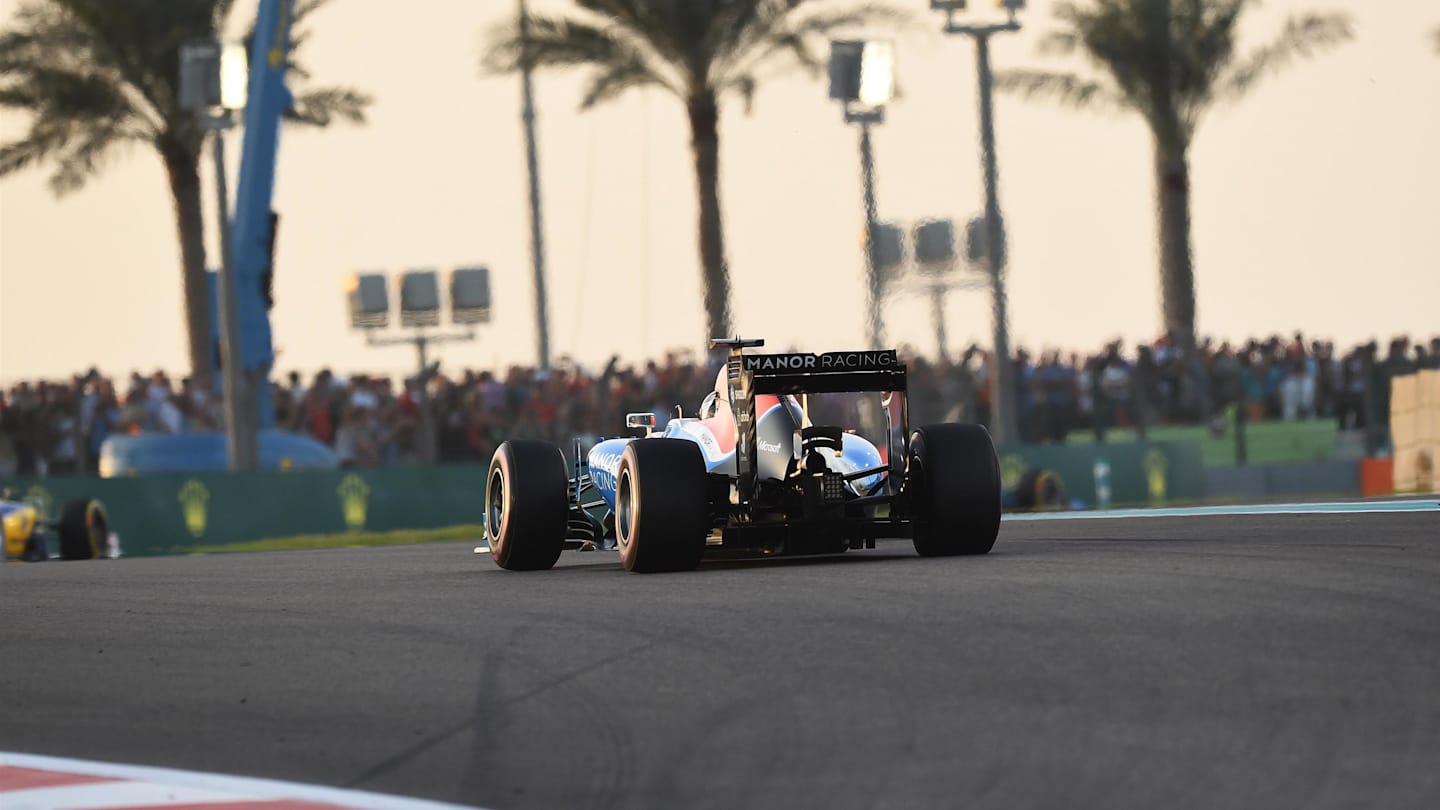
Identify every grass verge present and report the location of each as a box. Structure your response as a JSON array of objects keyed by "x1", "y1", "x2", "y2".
[{"x1": 188, "y1": 524, "x2": 485, "y2": 555}]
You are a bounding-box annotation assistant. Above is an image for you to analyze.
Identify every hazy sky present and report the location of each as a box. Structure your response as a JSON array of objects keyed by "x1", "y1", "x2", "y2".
[{"x1": 1, "y1": 0, "x2": 1436, "y2": 385}]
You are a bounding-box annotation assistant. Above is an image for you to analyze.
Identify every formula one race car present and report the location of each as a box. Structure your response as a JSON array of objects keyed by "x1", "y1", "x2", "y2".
[
  {"x1": 484, "y1": 338, "x2": 1001, "y2": 573},
  {"x1": 1, "y1": 491, "x2": 113, "y2": 562}
]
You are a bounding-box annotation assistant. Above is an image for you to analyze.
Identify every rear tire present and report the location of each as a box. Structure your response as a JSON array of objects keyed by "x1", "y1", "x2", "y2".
[
  {"x1": 57, "y1": 498, "x2": 108, "y2": 561},
  {"x1": 616, "y1": 439, "x2": 708, "y2": 573},
  {"x1": 907, "y1": 424, "x2": 1001, "y2": 557},
  {"x1": 486, "y1": 440, "x2": 568, "y2": 571}
]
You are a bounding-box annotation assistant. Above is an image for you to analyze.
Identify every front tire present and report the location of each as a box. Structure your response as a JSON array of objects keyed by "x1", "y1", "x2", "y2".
[
  {"x1": 57, "y1": 498, "x2": 108, "y2": 561},
  {"x1": 616, "y1": 439, "x2": 709, "y2": 573},
  {"x1": 906, "y1": 424, "x2": 1001, "y2": 557},
  {"x1": 486, "y1": 440, "x2": 568, "y2": 571}
]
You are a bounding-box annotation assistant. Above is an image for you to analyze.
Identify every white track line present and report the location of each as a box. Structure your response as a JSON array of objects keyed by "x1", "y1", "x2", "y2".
[
  {"x1": 1003, "y1": 498, "x2": 1440, "y2": 521},
  {"x1": 0, "y1": 779, "x2": 253, "y2": 809},
  {"x1": 0, "y1": 752, "x2": 491, "y2": 810}
]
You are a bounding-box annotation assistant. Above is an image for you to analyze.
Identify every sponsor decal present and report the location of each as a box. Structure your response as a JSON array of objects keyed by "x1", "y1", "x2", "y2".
[
  {"x1": 337, "y1": 474, "x2": 371, "y2": 531},
  {"x1": 677, "y1": 423, "x2": 723, "y2": 460},
  {"x1": 1144, "y1": 448, "x2": 1169, "y2": 504},
  {"x1": 743, "y1": 350, "x2": 900, "y2": 372},
  {"x1": 590, "y1": 449, "x2": 624, "y2": 479},
  {"x1": 177, "y1": 480, "x2": 210, "y2": 538},
  {"x1": 758, "y1": 439, "x2": 785, "y2": 454},
  {"x1": 1000, "y1": 454, "x2": 1026, "y2": 490}
]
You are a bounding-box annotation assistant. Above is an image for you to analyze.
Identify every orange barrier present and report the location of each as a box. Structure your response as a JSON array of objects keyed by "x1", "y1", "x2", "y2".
[{"x1": 1361, "y1": 457, "x2": 1394, "y2": 497}]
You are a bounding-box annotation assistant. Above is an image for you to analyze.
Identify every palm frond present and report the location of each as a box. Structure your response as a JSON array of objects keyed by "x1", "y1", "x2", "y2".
[
  {"x1": 0, "y1": 126, "x2": 67, "y2": 177},
  {"x1": 482, "y1": 13, "x2": 682, "y2": 103},
  {"x1": 1039, "y1": 1, "x2": 1096, "y2": 57},
  {"x1": 285, "y1": 86, "x2": 371, "y2": 126},
  {"x1": 49, "y1": 0, "x2": 202, "y2": 127},
  {"x1": 1037, "y1": 29, "x2": 1082, "y2": 58},
  {"x1": 993, "y1": 69, "x2": 1126, "y2": 112},
  {"x1": 0, "y1": 56, "x2": 151, "y2": 189},
  {"x1": 1049, "y1": 0, "x2": 1153, "y2": 116},
  {"x1": 48, "y1": 119, "x2": 132, "y2": 194},
  {"x1": 1214, "y1": 11, "x2": 1354, "y2": 102},
  {"x1": 703, "y1": 0, "x2": 911, "y2": 112},
  {"x1": 579, "y1": 54, "x2": 669, "y2": 108},
  {"x1": 294, "y1": 0, "x2": 334, "y2": 26},
  {"x1": 723, "y1": 72, "x2": 758, "y2": 114},
  {"x1": 234, "y1": 0, "x2": 368, "y2": 124},
  {"x1": 716, "y1": 1, "x2": 912, "y2": 88},
  {"x1": 578, "y1": 0, "x2": 692, "y2": 75}
]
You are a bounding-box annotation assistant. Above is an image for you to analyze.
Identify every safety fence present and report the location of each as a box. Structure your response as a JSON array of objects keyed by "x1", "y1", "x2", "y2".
[
  {"x1": 5, "y1": 465, "x2": 487, "y2": 557},
  {"x1": 12, "y1": 427, "x2": 1426, "y2": 558},
  {"x1": 995, "y1": 441, "x2": 1206, "y2": 509}
]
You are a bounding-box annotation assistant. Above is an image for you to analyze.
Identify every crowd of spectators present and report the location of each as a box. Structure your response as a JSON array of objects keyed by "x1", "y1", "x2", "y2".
[{"x1": 3, "y1": 333, "x2": 1436, "y2": 477}]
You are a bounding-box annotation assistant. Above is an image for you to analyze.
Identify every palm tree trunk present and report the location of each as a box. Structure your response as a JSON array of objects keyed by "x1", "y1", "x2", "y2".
[
  {"x1": 1154, "y1": 139, "x2": 1197, "y2": 352},
  {"x1": 687, "y1": 90, "x2": 732, "y2": 344},
  {"x1": 162, "y1": 143, "x2": 212, "y2": 389},
  {"x1": 1154, "y1": 138, "x2": 1212, "y2": 420}
]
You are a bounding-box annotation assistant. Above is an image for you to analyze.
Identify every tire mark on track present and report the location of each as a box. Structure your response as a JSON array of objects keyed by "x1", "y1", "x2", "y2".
[{"x1": 345, "y1": 632, "x2": 653, "y2": 792}]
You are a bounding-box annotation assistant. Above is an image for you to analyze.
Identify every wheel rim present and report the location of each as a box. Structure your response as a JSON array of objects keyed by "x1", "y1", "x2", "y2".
[
  {"x1": 487, "y1": 467, "x2": 505, "y2": 546},
  {"x1": 616, "y1": 468, "x2": 634, "y2": 546},
  {"x1": 91, "y1": 514, "x2": 108, "y2": 558},
  {"x1": 908, "y1": 451, "x2": 930, "y2": 519}
]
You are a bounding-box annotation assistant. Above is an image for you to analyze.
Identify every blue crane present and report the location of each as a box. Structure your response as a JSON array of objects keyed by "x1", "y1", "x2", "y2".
[{"x1": 224, "y1": 0, "x2": 294, "y2": 430}]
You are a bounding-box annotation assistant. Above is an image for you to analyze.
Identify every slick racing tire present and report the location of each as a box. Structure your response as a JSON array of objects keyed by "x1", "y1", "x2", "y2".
[
  {"x1": 615, "y1": 439, "x2": 708, "y2": 573},
  {"x1": 57, "y1": 498, "x2": 108, "y2": 561},
  {"x1": 1013, "y1": 467, "x2": 1066, "y2": 512},
  {"x1": 907, "y1": 423, "x2": 1001, "y2": 557},
  {"x1": 486, "y1": 440, "x2": 569, "y2": 571}
]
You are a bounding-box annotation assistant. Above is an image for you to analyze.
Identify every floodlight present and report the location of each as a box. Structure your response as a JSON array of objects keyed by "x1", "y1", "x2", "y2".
[
  {"x1": 914, "y1": 219, "x2": 957, "y2": 271},
  {"x1": 450, "y1": 267, "x2": 492, "y2": 325},
  {"x1": 220, "y1": 43, "x2": 248, "y2": 110},
  {"x1": 828, "y1": 41, "x2": 864, "y2": 101},
  {"x1": 178, "y1": 40, "x2": 222, "y2": 113},
  {"x1": 829, "y1": 40, "x2": 895, "y2": 107},
  {"x1": 873, "y1": 223, "x2": 905, "y2": 271},
  {"x1": 858, "y1": 42, "x2": 895, "y2": 107},
  {"x1": 346, "y1": 272, "x2": 389, "y2": 329},
  {"x1": 965, "y1": 217, "x2": 987, "y2": 262},
  {"x1": 398, "y1": 270, "x2": 442, "y2": 327}
]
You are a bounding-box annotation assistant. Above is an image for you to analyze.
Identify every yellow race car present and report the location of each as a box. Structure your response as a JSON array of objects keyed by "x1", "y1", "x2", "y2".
[{"x1": 2, "y1": 492, "x2": 112, "y2": 562}]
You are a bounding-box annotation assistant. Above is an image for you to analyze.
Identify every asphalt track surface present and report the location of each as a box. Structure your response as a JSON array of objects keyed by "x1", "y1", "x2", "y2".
[{"x1": 2, "y1": 511, "x2": 1438, "y2": 810}]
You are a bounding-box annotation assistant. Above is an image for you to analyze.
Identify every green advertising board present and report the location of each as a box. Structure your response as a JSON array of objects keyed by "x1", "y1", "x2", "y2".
[
  {"x1": 4, "y1": 464, "x2": 488, "y2": 557},
  {"x1": 995, "y1": 440, "x2": 1205, "y2": 508},
  {"x1": 4, "y1": 440, "x2": 1204, "y2": 558}
]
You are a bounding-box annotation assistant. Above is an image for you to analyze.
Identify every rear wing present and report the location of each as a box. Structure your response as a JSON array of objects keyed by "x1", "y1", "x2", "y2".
[
  {"x1": 743, "y1": 350, "x2": 907, "y2": 395},
  {"x1": 713, "y1": 339, "x2": 908, "y2": 502}
]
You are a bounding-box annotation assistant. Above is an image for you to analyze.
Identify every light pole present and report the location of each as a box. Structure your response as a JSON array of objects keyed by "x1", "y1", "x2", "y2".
[
  {"x1": 932, "y1": 0, "x2": 1023, "y2": 447},
  {"x1": 346, "y1": 269, "x2": 487, "y2": 463},
  {"x1": 857, "y1": 113, "x2": 883, "y2": 351},
  {"x1": 180, "y1": 40, "x2": 258, "y2": 471},
  {"x1": 829, "y1": 40, "x2": 896, "y2": 351},
  {"x1": 518, "y1": 0, "x2": 551, "y2": 371}
]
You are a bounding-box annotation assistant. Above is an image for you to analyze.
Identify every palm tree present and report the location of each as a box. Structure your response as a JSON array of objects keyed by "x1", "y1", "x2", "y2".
[
  {"x1": 0, "y1": 0, "x2": 369, "y2": 386},
  {"x1": 483, "y1": 0, "x2": 900, "y2": 345},
  {"x1": 996, "y1": 0, "x2": 1351, "y2": 364}
]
